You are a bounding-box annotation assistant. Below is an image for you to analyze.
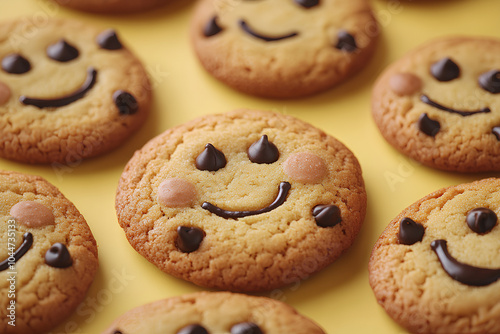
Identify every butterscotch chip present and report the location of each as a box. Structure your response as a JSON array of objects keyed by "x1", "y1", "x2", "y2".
[{"x1": 116, "y1": 109, "x2": 366, "y2": 291}]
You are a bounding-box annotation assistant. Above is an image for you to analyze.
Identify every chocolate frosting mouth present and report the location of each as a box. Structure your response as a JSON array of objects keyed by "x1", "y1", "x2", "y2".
[
  {"x1": 421, "y1": 94, "x2": 491, "y2": 116},
  {"x1": 431, "y1": 239, "x2": 500, "y2": 286},
  {"x1": 20, "y1": 67, "x2": 97, "y2": 109},
  {"x1": 0, "y1": 232, "x2": 33, "y2": 271},
  {"x1": 239, "y1": 20, "x2": 298, "y2": 42},
  {"x1": 202, "y1": 181, "x2": 291, "y2": 219}
]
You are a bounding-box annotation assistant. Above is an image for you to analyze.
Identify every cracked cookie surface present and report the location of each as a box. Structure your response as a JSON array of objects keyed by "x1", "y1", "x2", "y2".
[
  {"x1": 190, "y1": 0, "x2": 378, "y2": 98},
  {"x1": 102, "y1": 291, "x2": 326, "y2": 334},
  {"x1": 369, "y1": 178, "x2": 500, "y2": 334},
  {"x1": 372, "y1": 36, "x2": 500, "y2": 172},
  {"x1": 0, "y1": 170, "x2": 98, "y2": 334},
  {"x1": 0, "y1": 18, "x2": 151, "y2": 164},
  {"x1": 116, "y1": 109, "x2": 366, "y2": 291}
]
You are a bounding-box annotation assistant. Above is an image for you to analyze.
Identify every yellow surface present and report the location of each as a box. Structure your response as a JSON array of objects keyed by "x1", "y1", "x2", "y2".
[{"x1": 0, "y1": 0, "x2": 499, "y2": 333}]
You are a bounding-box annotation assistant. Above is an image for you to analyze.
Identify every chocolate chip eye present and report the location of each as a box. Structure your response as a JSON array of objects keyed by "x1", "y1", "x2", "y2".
[
  {"x1": 479, "y1": 70, "x2": 500, "y2": 94},
  {"x1": 248, "y1": 135, "x2": 279, "y2": 164},
  {"x1": 113, "y1": 330, "x2": 124, "y2": 334},
  {"x1": 466, "y1": 208, "x2": 497, "y2": 234},
  {"x1": 398, "y1": 217, "x2": 425, "y2": 245},
  {"x1": 334, "y1": 30, "x2": 357, "y2": 53},
  {"x1": 45, "y1": 243, "x2": 73, "y2": 268},
  {"x1": 204, "y1": 16, "x2": 223, "y2": 37},
  {"x1": 113, "y1": 90, "x2": 138, "y2": 115},
  {"x1": 231, "y1": 322, "x2": 263, "y2": 334},
  {"x1": 312, "y1": 205, "x2": 342, "y2": 228},
  {"x1": 196, "y1": 143, "x2": 227, "y2": 171},
  {"x1": 47, "y1": 39, "x2": 79, "y2": 62},
  {"x1": 2, "y1": 54, "x2": 31, "y2": 74},
  {"x1": 418, "y1": 113, "x2": 440, "y2": 137},
  {"x1": 96, "y1": 29, "x2": 123, "y2": 50},
  {"x1": 177, "y1": 324, "x2": 209, "y2": 334},
  {"x1": 294, "y1": 0, "x2": 320, "y2": 8},
  {"x1": 430, "y1": 58, "x2": 460, "y2": 82},
  {"x1": 176, "y1": 226, "x2": 205, "y2": 253}
]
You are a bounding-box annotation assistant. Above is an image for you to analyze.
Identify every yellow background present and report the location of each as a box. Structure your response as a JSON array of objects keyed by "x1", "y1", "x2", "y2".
[{"x1": 1, "y1": 0, "x2": 500, "y2": 333}]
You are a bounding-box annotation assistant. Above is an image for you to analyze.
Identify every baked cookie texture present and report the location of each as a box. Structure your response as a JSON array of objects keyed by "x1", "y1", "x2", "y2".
[
  {"x1": 0, "y1": 170, "x2": 98, "y2": 334},
  {"x1": 0, "y1": 18, "x2": 151, "y2": 164},
  {"x1": 116, "y1": 109, "x2": 366, "y2": 291},
  {"x1": 372, "y1": 36, "x2": 500, "y2": 172},
  {"x1": 190, "y1": 0, "x2": 378, "y2": 98},
  {"x1": 369, "y1": 178, "x2": 500, "y2": 334},
  {"x1": 102, "y1": 291, "x2": 326, "y2": 334},
  {"x1": 51, "y1": 0, "x2": 168, "y2": 13}
]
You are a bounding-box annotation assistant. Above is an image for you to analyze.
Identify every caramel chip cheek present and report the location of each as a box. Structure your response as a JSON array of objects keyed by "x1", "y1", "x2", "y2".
[
  {"x1": 10, "y1": 201, "x2": 55, "y2": 227},
  {"x1": 158, "y1": 178, "x2": 197, "y2": 208},
  {"x1": 0, "y1": 81, "x2": 12, "y2": 106},
  {"x1": 389, "y1": 72, "x2": 423, "y2": 96},
  {"x1": 283, "y1": 152, "x2": 327, "y2": 184}
]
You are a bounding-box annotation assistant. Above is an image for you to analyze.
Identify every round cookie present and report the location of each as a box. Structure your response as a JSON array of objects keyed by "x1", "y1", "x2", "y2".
[
  {"x1": 190, "y1": 0, "x2": 378, "y2": 98},
  {"x1": 0, "y1": 18, "x2": 151, "y2": 164},
  {"x1": 116, "y1": 109, "x2": 366, "y2": 291},
  {"x1": 369, "y1": 178, "x2": 500, "y2": 334},
  {"x1": 0, "y1": 170, "x2": 98, "y2": 334},
  {"x1": 50, "y1": 0, "x2": 168, "y2": 14},
  {"x1": 372, "y1": 36, "x2": 500, "y2": 172},
  {"x1": 102, "y1": 291, "x2": 326, "y2": 334}
]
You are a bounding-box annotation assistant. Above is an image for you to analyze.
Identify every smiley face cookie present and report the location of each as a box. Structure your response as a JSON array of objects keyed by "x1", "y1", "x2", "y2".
[
  {"x1": 0, "y1": 18, "x2": 151, "y2": 164},
  {"x1": 190, "y1": 0, "x2": 378, "y2": 98},
  {"x1": 369, "y1": 178, "x2": 500, "y2": 334},
  {"x1": 50, "y1": 0, "x2": 168, "y2": 13},
  {"x1": 372, "y1": 36, "x2": 500, "y2": 172},
  {"x1": 0, "y1": 170, "x2": 98, "y2": 334},
  {"x1": 102, "y1": 291, "x2": 326, "y2": 334},
  {"x1": 116, "y1": 109, "x2": 366, "y2": 291}
]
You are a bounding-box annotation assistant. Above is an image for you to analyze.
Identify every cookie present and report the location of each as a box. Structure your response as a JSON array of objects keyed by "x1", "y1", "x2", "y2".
[
  {"x1": 190, "y1": 0, "x2": 378, "y2": 98},
  {"x1": 116, "y1": 109, "x2": 366, "y2": 291},
  {"x1": 369, "y1": 178, "x2": 500, "y2": 334},
  {"x1": 0, "y1": 170, "x2": 98, "y2": 334},
  {"x1": 50, "y1": 0, "x2": 168, "y2": 14},
  {"x1": 372, "y1": 36, "x2": 500, "y2": 172},
  {"x1": 0, "y1": 18, "x2": 151, "y2": 164},
  {"x1": 102, "y1": 291, "x2": 326, "y2": 334}
]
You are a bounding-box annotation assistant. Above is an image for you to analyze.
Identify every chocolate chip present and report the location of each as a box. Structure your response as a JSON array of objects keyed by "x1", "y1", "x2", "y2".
[
  {"x1": 2, "y1": 54, "x2": 31, "y2": 74},
  {"x1": 335, "y1": 30, "x2": 357, "y2": 53},
  {"x1": 294, "y1": 0, "x2": 320, "y2": 8},
  {"x1": 113, "y1": 90, "x2": 138, "y2": 115},
  {"x1": 430, "y1": 58, "x2": 460, "y2": 82},
  {"x1": 177, "y1": 324, "x2": 209, "y2": 334},
  {"x1": 418, "y1": 113, "x2": 440, "y2": 137},
  {"x1": 196, "y1": 144, "x2": 227, "y2": 171},
  {"x1": 231, "y1": 322, "x2": 263, "y2": 334},
  {"x1": 45, "y1": 243, "x2": 73, "y2": 268},
  {"x1": 204, "y1": 16, "x2": 223, "y2": 37},
  {"x1": 479, "y1": 70, "x2": 500, "y2": 94},
  {"x1": 466, "y1": 208, "x2": 497, "y2": 234},
  {"x1": 47, "y1": 39, "x2": 79, "y2": 62},
  {"x1": 97, "y1": 29, "x2": 123, "y2": 50},
  {"x1": 113, "y1": 331, "x2": 123, "y2": 334},
  {"x1": 398, "y1": 217, "x2": 425, "y2": 245},
  {"x1": 312, "y1": 205, "x2": 342, "y2": 228},
  {"x1": 493, "y1": 127, "x2": 500, "y2": 141},
  {"x1": 248, "y1": 135, "x2": 279, "y2": 164},
  {"x1": 176, "y1": 226, "x2": 204, "y2": 253}
]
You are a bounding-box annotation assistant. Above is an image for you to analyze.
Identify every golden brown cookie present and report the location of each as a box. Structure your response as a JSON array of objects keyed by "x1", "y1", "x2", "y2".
[
  {"x1": 372, "y1": 36, "x2": 500, "y2": 172},
  {"x1": 51, "y1": 0, "x2": 168, "y2": 14},
  {"x1": 0, "y1": 170, "x2": 98, "y2": 334},
  {"x1": 116, "y1": 109, "x2": 367, "y2": 291},
  {"x1": 190, "y1": 0, "x2": 378, "y2": 98},
  {"x1": 102, "y1": 291, "x2": 326, "y2": 334},
  {"x1": 369, "y1": 178, "x2": 500, "y2": 334},
  {"x1": 0, "y1": 18, "x2": 151, "y2": 164}
]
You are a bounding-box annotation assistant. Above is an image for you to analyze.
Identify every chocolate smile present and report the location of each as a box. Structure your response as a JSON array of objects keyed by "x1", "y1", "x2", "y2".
[
  {"x1": 0, "y1": 232, "x2": 33, "y2": 271},
  {"x1": 239, "y1": 20, "x2": 298, "y2": 42},
  {"x1": 202, "y1": 181, "x2": 291, "y2": 219},
  {"x1": 431, "y1": 239, "x2": 500, "y2": 286},
  {"x1": 20, "y1": 67, "x2": 97, "y2": 109},
  {"x1": 421, "y1": 95, "x2": 491, "y2": 116}
]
